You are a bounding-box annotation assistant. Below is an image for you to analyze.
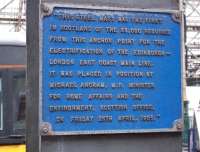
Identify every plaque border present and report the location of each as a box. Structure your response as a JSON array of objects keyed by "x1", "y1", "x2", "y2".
[{"x1": 39, "y1": 4, "x2": 184, "y2": 136}]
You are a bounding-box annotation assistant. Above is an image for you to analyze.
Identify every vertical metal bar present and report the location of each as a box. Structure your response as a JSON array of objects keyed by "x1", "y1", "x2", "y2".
[{"x1": 26, "y1": 0, "x2": 41, "y2": 151}]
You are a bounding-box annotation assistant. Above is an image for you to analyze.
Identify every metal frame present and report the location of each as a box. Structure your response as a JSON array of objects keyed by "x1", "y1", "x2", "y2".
[
  {"x1": 0, "y1": 69, "x2": 25, "y2": 144},
  {"x1": 39, "y1": 4, "x2": 184, "y2": 136},
  {"x1": 11, "y1": 69, "x2": 26, "y2": 136},
  {"x1": 0, "y1": 70, "x2": 13, "y2": 137},
  {"x1": 0, "y1": 70, "x2": 6, "y2": 136},
  {"x1": 0, "y1": 73, "x2": 3, "y2": 131}
]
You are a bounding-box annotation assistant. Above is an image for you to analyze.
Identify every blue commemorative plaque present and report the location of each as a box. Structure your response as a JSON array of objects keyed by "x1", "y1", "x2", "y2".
[{"x1": 41, "y1": 7, "x2": 182, "y2": 135}]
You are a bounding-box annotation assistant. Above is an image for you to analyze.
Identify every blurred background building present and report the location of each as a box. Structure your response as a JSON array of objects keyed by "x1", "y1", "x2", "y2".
[
  {"x1": 185, "y1": 0, "x2": 200, "y2": 86},
  {"x1": 0, "y1": 0, "x2": 26, "y2": 44}
]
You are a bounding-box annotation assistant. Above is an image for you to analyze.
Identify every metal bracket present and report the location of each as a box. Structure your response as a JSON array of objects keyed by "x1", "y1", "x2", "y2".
[
  {"x1": 41, "y1": 3, "x2": 54, "y2": 17},
  {"x1": 40, "y1": 122, "x2": 53, "y2": 135},
  {"x1": 171, "y1": 13, "x2": 181, "y2": 23},
  {"x1": 172, "y1": 119, "x2": 183, "y2": 131}
]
